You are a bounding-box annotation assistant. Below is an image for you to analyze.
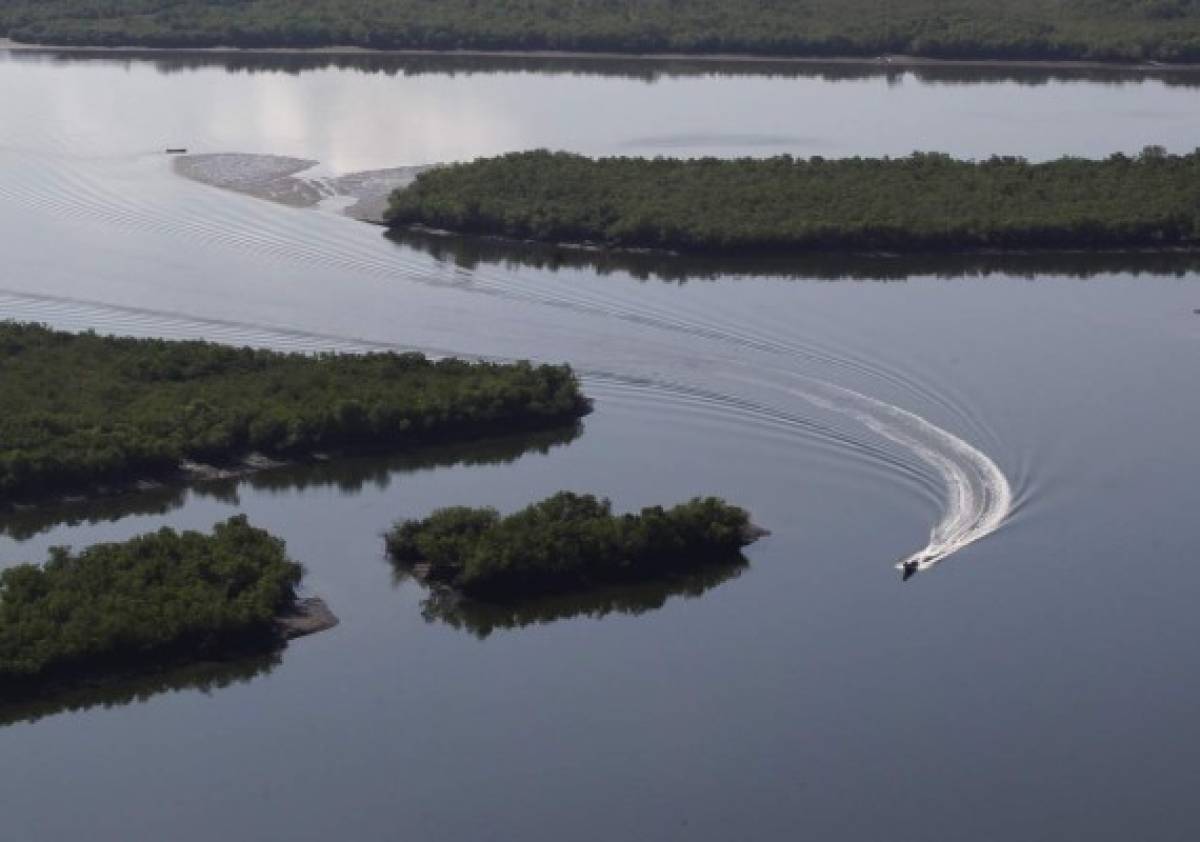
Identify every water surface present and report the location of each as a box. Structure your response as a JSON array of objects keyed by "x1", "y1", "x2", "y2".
[{"x1": 1, "y1": 49, "x2": 1199, "y2": 842}]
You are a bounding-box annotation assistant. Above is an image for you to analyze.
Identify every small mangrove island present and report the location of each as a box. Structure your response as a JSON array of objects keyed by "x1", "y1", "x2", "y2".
[
  {"x1": 0, "y1": 515, "x2": 331, "y2": 697},
  {"x1": 385, "y1": 148, "x2": 1200, "y2": 255},
  {"x1": 386, "y1": 492, "x2": 766, "y2": 601},
  {"x1": 0, "y1": 323, "x2": 589, "y2": 502},
  {"x1": 5, "y1": 0, "x2": 1200, "y2": 64}
]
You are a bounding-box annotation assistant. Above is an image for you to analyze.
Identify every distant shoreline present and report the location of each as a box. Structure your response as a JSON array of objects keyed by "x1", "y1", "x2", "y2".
[{"x1": 4, "y1": 38, "x2": 1200, "y2": 75}]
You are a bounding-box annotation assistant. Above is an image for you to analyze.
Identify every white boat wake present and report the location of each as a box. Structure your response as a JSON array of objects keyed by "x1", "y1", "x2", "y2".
[{"x1": 754, "y1": 368, "x2": 1013, "y2": 575}]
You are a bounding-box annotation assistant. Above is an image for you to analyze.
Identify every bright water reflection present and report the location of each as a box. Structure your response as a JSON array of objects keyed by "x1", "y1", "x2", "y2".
[{"x1": 6, "y1": 48, "x2": 1200, "y2": 168}]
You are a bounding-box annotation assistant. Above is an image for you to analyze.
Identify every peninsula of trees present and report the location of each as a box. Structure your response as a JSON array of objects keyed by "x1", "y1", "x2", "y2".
[
  {"x1": 4, "y1": 1, "x2": 1200, "y2": 64},
  {"x1": 0, "y1": 516, "x2": 319, "y2": 695},
  {"x1": 385, "y1": 148, "x2": 1200, "y2": 256},
  {"x1": 0, "y1": 323, "x2": 589, "y2": 502},
  {"x1": 386, "y1": 492, "x2": 765, "y2": 600}
]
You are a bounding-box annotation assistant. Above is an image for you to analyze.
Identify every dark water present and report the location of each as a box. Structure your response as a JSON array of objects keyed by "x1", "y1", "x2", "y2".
[{"x1": 1, "y1": 49, "x2": 1199, "y2": 842}]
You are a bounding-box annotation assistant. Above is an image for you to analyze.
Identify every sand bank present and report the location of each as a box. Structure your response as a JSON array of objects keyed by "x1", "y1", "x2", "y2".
[
  {"x1": 276, "y1": 598, "x2": 340, "y2": 640},
  {"x1": 173, "y1": 152, "x2": 426, "y2": 222}
]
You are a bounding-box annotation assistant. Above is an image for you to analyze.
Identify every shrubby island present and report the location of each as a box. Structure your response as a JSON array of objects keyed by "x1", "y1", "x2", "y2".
[
  {"x1": 386, "y1": 148, "x2": 1200, "y2": 256},
  {"x1": 386, "y1": 148, "x2": 1200, "y2": 255},
  {"x1": 4, "y1": 1, "x2": 1200, "y2": 64},
  {"x1": 0, "y1": 516, "x2": 329, "y2": 696},
  {"x1": 0, "y1": 323, "x2": 589, "y2": 503},
  {"x1": 384, "y1": 146, "x2": 1200, "y2": 256},
  {"x1": 386, "y1": 492, "x2": 766, "y2": 600}
]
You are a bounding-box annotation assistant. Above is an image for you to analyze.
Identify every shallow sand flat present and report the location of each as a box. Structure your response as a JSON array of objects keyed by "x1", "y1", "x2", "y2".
[
  {"x1": 337, "y1": 166, "x2": 427, "y2": 222},
  {"x1": 173, "y1": 152, "x2": 426, "y2": 222},
  {"x1": 276, "y1": 598, "x2": 340, "y2": 639},
  {"x1": 173, "y1": 153, "x2": 324, "y2": 206}
]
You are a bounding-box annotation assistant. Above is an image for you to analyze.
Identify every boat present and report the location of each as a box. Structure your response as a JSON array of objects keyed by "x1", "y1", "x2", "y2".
[{"x1": 165, "y1": 148, "x2": 187, "y2": 154}]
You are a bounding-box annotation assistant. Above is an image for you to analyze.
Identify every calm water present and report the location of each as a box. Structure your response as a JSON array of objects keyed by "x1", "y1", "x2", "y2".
[{"x1": 1, "y1": 49, "x2": 1199, "y2": 842}]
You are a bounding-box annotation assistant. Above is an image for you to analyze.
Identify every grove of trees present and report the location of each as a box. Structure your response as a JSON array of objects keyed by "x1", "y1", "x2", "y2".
[
  {"x1": 386, "y1": 492, "x2": 761, "y2": 599},
  {"x1": 4, "y1": 0, "x2": 1200, "y2": 63},
  {"x1": 385, "y1": 148, "x2": 1200, "y2": 255},
  {"x1": 0, "y1": 323, "x2": 589, "y2": 501},
  {"x1": 0, "y1": 516, "x2": 301, "y2": 690}
]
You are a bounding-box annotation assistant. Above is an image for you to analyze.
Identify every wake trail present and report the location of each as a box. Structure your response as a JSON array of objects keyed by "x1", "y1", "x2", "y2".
[
  {"x1": 746, "y1": 367, "x2": 1013, "y2": 572},
  {"x1": 0, "y1": 152, "x2": 1018, "y2": 574},
  {"x1": 0, "y1": 289, "x2": 1013, "y2": 573},
  {"x1": 1, "y1": 155, "x2": 987, "y2": 442}
]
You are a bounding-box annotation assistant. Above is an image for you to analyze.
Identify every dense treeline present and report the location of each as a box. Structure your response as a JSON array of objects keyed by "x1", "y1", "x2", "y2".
[
  {"x1": 0, "y1": 323, "x2": 589, "y2": 501},
  {"x1": 386, "y1": 148, "x2": 1200, "y2": 255},
  {"x1": 386, "y1": 492, "x2": 762, "y2": 599},
  {"x1": 0, "y1": 516, "x2": 301, "y2": 690},
  {"x1": 5, "y1": 0, "x2": 1200, "y2": 63}
]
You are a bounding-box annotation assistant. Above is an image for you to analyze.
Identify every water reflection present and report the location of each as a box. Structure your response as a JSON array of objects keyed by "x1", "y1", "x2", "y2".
[
  {"x1": 9, "y1": 48, "x2": 1200, "y2": 88},
  {"x1": 402, "y1": 557, "x2": 748, "y2": 639},
  {"x1": 235, "y1": 423, "x2": 584, "y2": 497},
  {"x1": 0, "y1": 486, "x2": 190, "y2": 543},
  {"x1": 0, "y1": 423, "x2": 583, "y2": 541},
  {"x1": 0, "y1": 652, "x2": 279, "y2": 728},
  {"x1": 386, "y1": 227, "x2": 1200, "y2": 283}
]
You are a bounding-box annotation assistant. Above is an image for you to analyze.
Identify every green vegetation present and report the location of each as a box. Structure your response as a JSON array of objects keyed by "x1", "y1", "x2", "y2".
[
  {"x1": 4, "y1": 0, "x2": 1200, "y2": 63},
  {"x1": 386, "y1": 492, "x2": 762, "y2": 600},
  {"x1": 386, "y1": 148, "x2": 1200, "y2": 255},
  {"x1": 0, "y1": 323, "x2": 589, "y2": 501},
  {"x1": 0, "y1": 516, "x2": 301, "y2": 691}
]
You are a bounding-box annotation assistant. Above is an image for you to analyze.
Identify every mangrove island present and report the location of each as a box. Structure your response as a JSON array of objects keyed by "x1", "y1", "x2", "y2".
[
  {"x1": 386, "y1": 491, "x2": 766, "y2": 601},
  {"x1": 0, "y1": 323, "x2": 589, "y2": 503},
  {"x1": 0, "y1": 515, "x2": 331, "y2": 697},
  {"x1": 385, "y1": 148, "x2": 1200, "y2": 256}
]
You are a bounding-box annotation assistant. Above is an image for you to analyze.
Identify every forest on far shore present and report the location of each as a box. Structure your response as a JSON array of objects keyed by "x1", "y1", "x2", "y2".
[
  {"x1": 4, "y1": 0, "x2": 1200, "y2": 63},
  {"x1": 385, "y1": 148, "x2": 1200, "y2": 255}
]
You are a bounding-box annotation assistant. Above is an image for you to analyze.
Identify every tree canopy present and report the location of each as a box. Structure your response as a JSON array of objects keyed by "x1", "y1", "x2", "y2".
[
  {"x1": 386, "y1": 148, "x2": 1200, "y2": 255},
  {"x1": 0, "y1": 516, "x2": 301, "y2": 690},
  {"x1": 5, "y1": 0, "x2": 1200, "y2": 63},
  {"x1": 0, "y1": 323, "x2": 588, "y2": 501},
  {"x1": 387, "y1": 492, "x2": 762, "y2": 599}
]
